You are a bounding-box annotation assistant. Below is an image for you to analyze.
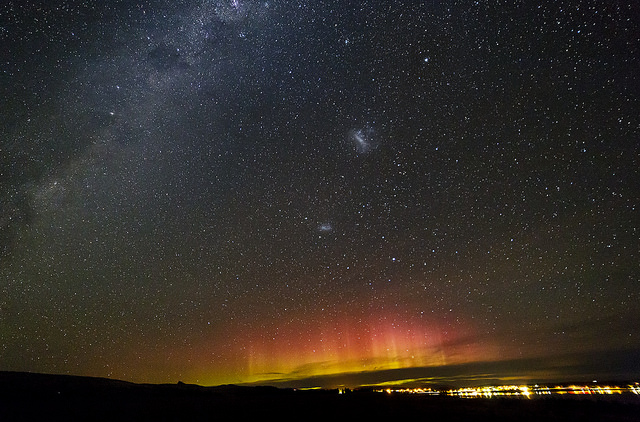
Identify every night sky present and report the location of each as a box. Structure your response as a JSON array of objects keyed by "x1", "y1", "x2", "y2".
[{"x1": 1, "y1": 1, "x2": 639, "y2": 388}]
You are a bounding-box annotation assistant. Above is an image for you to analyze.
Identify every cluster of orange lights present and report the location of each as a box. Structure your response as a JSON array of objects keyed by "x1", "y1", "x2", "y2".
[{"x1": 378, "y1": 382, "x2": 640, "y2": 398}]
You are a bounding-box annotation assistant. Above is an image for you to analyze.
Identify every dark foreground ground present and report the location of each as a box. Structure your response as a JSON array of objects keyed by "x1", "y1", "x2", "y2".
[{"x1": 1, "y1": 372, "x2": 640, "y2": 421}]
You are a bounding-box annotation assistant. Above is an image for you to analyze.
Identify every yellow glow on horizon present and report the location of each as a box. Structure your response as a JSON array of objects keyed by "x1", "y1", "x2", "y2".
[{"x1": 186, "y1": 309, "x2": 501, "y2": 387}]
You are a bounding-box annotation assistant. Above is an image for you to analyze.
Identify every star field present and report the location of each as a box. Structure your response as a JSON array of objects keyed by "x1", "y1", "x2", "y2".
[{"x1": 1, "y1": 1, "x2": 639, "y2": 387}]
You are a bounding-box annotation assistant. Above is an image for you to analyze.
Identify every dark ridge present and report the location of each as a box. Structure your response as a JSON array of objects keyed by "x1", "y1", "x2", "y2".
[{"x1": 2, "y1": 371, "x2": 640, "y2": 421}]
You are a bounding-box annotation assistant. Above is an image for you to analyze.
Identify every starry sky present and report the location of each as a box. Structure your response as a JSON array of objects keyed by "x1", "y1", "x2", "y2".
[{"x1": 1, "y1": 0, "x2": 639, "y2": 389}]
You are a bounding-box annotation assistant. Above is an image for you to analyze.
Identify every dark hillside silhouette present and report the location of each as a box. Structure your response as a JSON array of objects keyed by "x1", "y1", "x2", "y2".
[{"x1": 2, "y1": 372, "x2": 640, "y2": 421}]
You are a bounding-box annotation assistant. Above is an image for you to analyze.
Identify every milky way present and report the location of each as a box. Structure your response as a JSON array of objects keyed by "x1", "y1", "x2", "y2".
[{"x1": 1, "y1": 1, "x2": 639, "y2": 388}]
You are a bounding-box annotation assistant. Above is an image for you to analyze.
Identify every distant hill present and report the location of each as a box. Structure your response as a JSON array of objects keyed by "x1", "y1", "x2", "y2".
[{"x1": 2, "y1": 371, "x2": 639, "y2": 421}]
